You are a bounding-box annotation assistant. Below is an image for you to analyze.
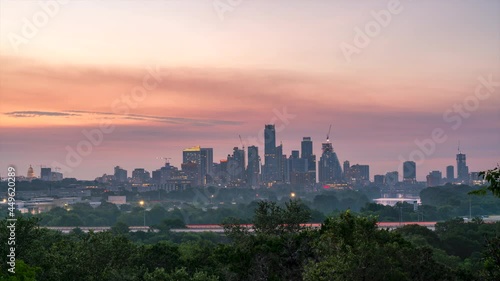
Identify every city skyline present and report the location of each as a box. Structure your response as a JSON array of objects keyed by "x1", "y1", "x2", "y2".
[
  {"x1": 10, "y1": 126, "x2": 483, "y2": 185},
  {"x1": 0, "y1": 1, "x2": 499, "y2": 180},
  {"x1": 1, "y1": 2, "x2": 499, "y2": 280}
]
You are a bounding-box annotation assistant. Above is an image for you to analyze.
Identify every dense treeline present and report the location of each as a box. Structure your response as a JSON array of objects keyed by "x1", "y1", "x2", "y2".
[
  {"x1": 4, "y1": 185, "x2": 497, "y2": 228},
  {"x1": 421, "y1": 184, "x2": 500, "y2": 216},
  {"x1": 4, "y1": 182, "x2": 498, "y2": 224},
  {"x1": 0, "y1": 200, "x2": 499, "y2": 280}
]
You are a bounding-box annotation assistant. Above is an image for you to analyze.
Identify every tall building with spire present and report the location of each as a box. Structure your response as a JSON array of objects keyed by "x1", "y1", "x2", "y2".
[
  {"x1": 456, "y1": 152, "x2": 469, "y2": 183},
  {"x1": 456, "y1": 142, "x2": 469, "y2": 183}
]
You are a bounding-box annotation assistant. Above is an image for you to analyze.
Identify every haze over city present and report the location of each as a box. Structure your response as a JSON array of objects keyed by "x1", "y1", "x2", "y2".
[
  {"x1": 2, "y1": 2, "x2": 500, "y2": 280},
  {"x1": 1, "y1": 0, "x2": 499, "y2": 180}
]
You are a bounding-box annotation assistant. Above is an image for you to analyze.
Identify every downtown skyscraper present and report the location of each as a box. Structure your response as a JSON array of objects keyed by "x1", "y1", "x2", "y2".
[
  {"x1": 227, "y1": 146, "x2": 245, "y2": 183},
  {"x1": 446, "y1": 165, "x2": 454, "y2": 182},
  {"x1": 403, "y1": 161, "x2": 416, "y2": 183},
  {"x1": 301, "y1": 137, "x2": 316, "y2": 184},
  {"x1": 182, "y1": 145, "x2": 202, "y2": 186},
  {"x1": 318, "y1": 141, "x2": 342, "y2": 183},
  {"x1": 182, "y1": 146, "x2": 214, "y2": 186},
  {"x1": 200, "y1": 148, "x2": 214, "y2": 184},
  {"x1": 263, "y1": 124, "x2": 279, "y2": 182},
  {"x1": 246, "y1": 145, "x2": 260, "y2": 187},
  {"x1": 456, "y1": 151, "x2": 469, "y2": 183}
]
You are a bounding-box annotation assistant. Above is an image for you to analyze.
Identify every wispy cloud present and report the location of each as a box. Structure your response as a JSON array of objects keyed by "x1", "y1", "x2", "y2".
[
  {"x1": 4, "y1": 110, "x2": 243, "y2": 126},
  {"x1": 67, "y1": 110, "x2": 243, "y2": 126},
  {"x1": 4, "y1": 111, "x2": 80, "y2": 118}
]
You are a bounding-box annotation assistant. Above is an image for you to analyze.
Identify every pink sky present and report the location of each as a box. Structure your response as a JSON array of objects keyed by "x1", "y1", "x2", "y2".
[{"x1": 0, "y1": 1, "x2": 499, "y2": 180}]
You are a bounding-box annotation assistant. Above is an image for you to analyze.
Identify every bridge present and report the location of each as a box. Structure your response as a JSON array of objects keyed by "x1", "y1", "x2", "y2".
[{"x1": 44, "y1": 221, "x2": 438, "y2": 233}]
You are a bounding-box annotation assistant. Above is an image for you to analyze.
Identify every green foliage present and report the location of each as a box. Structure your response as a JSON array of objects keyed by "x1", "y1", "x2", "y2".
[
  {"x1": 221, "y1": 200, "x2": 315, "y2": 280},
  {"x1": 480, "y1": 236, "x2": 500, "y2": 280},
  {"x1": 155, "y1": 218, "x2": 186, "y2": 233},
  {"x1": 143, "y1": 267, "x2": 218, "y2": 281},
  {"x1": 395, "y1": 224, "x2": 440, "y2": 248},
  {"x1": 304, "y1": 211, "x2": 454, "y2": 281},
  {"x1": 470, "y1": 166, "x2": 500, "y2": 197},
  {"x1": 39, "y1": 231, "x2": 142, "y2": 280},
  {"x1": 141, "y1": 241, "x2": 180, "y2": 273},
  {"x1": 0, "y1": 260, "x2": 39, "y2": 281},
  {"x1": 435, "y1": 218, "x2": 485, "y2": 259},
  {"x1": 421, "y1": 185, "x2": 500, "y2": 219},
  {"x1": 313, "y1": 194, "x2": 339, "y2": 214},
  {"x1": 252, "y1": 200, "x2": 311, "y2": 235},
  {"x1": 2, "y1": 197, "x2": 500, "y2": 281},
  {"x1": 111, "y1": 221, "x2": 130, "y2": 235},
  {"x1": 148, "y1": 205, "x2": 169, "y2": 225}
]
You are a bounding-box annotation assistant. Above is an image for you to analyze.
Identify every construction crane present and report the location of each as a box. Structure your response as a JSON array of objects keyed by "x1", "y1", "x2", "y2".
[
  {"x1": 156, "y1": 157, "x2": 171, "y2": 165},
  {"x1": 326, "y1": 124, "x2": 332, "y2": 142}
]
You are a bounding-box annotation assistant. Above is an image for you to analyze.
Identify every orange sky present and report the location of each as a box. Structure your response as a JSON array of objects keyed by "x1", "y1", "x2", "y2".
[{"x1": 0, "y1": 1, "x2": 499, "y2": 179}]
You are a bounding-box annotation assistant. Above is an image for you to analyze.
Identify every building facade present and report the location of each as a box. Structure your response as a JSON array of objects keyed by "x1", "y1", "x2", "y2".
[
  {"x1": 318, "y1": 142, "x2": 342, "y2": 183},
  {"x1": 263, "y1": 124, "x2": 278, "y2": 182},
  {"x1": 301, "y1": 137, "x2": 316, "y2": 185},
  {"x1": 456, "y1": 153, "x2": 469, "y2": 183},
  {"x1": 403, "y1": 161, "x2": 416, "y2": 183},
  {"x1": 446, "y1": 165, "x2": 454, "y2": 182},
  {"x1": 246, "y1": 146, "x2": 260, "y2": 187},
  {"x1": 114, "y1": 166, "x2": 127, "y2": 182}
]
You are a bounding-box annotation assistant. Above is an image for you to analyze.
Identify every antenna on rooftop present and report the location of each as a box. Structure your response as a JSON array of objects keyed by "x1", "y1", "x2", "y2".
[{"x1": 326, "y1": 124, "x2": 332, "y2": 142}]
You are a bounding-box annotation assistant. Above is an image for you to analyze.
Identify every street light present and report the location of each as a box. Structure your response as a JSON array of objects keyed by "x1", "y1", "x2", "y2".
[
  {"x1": 290, "y1": 192, "x2": 296, "y2": 198},
  {"x1": 139, "y1": 200, "x2": 145, "y2": 226}
]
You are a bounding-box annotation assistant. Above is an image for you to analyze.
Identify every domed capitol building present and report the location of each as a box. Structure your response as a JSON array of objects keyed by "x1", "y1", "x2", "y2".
[{"x1": 27, "y1": 165, "x2": 36, "y2": 179}]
